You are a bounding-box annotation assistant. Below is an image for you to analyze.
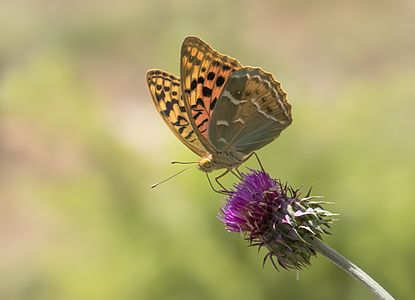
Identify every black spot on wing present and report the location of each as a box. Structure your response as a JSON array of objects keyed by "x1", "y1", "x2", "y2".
[
  {"x1": 191, "y1": 79, "x2": 197, "y2": 90},
  {"x1": 202, "y1": 87, "x2": 212, "y2": 97},
  {"x1": 172, "y1": 116, "x2": 189, "y2": 126},
  {"x1": 207, "y1": 72, "x2": 215, "y2": 80},
  {"x1": 164, "y1": 99, "x2": 179, "y2": 112},
  {"x1": 197, "y1": 118, "x2": 209, "y2": 128},
  {"x1": 191, "y1": 97, "x2": 206, "y2": 112},
  {"x1": 193, "y1": 111, "x2": 203, "y2": 120},
  {"x1": 216, "y1": 76, "x2": 225, "y2": 87},
  {"x1": 156, "y1": 90, "x2": 165, "y2": 102},
  {"x1": 195, "y1": 97, "x2": 205, "y2": 108},
  {"x1": 183, "y1": 130, "x2": 195, "y2": 140},
  {"x1": 209, "y1": 97, "x2": 217, "y2": 110}
]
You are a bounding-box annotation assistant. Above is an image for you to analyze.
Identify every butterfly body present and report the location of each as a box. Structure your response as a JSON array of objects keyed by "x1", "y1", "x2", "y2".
[
  {"x1": 147, "y1": 37, "x2": 292, "y2": 174},
  {"x1": 196, "y1": 150, "x2": 246, "y2": 173}
]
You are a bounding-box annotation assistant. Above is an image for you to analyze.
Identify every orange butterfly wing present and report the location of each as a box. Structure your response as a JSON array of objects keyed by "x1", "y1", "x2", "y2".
[
  {"x1": 180, "y1": 36, "x2": 242, "y2": 146},
  {"x1": 147, "y1": 69, "x2": 208, "y2": 157}
]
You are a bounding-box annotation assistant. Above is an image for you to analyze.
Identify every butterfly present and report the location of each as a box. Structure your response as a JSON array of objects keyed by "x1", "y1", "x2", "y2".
[{"x1": 147, "y1": 36, "x2": 292, "y2": 187}]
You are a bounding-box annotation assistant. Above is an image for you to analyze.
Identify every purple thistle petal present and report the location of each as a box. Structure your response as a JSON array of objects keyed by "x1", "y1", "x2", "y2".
[{"x1": 220, "y1": 170, "x2": 282, "y2": 235}]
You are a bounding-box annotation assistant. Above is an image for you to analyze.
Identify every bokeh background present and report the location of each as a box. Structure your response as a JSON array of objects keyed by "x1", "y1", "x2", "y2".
[{"x1": 1, "y1": 1, "x2": 414, "y2": 299}]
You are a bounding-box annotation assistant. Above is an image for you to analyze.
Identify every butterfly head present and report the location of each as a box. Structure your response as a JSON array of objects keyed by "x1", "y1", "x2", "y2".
[{"x1": 197, "y1": 156, "x2": 215, "y2": 172}]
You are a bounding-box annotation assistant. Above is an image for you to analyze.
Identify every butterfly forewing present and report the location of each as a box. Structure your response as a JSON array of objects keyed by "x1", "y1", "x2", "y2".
[
  {"x1": 180, "y1": 36, "x2": 242, "y2": 145},
  {"x1": 208, "y1": 67, "x2": 292, "y2": 155},
  {"x1": 147, "y1": 69, "x2": 208, "y2": 157}
]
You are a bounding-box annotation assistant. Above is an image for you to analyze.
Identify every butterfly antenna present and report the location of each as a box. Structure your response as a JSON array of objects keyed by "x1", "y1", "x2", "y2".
[
  {"x1": 150, "y1": 165, "x2": 193, "y2": 188},
  {"x1": 170, "y1": 161, "x2": 198, "y2": 165}
]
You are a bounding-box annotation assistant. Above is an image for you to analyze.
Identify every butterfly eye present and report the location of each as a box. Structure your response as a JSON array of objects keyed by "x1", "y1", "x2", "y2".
[{"x1": 199, "y1": 158, "x2": 212, "y2": 169}]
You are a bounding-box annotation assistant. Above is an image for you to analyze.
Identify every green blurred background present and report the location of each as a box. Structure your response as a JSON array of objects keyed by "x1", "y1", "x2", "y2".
[{"x1": 0, "y1": 1, "x2": 414, "y2": 299}]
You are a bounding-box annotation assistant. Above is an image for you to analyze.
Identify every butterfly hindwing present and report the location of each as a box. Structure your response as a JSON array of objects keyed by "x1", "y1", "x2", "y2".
[
  {"x1": 208, "y1": 67, "x2": 292, "y2": 155},
  {"x1": 147, "y1": 69, "x2": 208, "y2": 157},
  {"x1": 180, "y1": 36, "x2": 242, "y2": 144}
]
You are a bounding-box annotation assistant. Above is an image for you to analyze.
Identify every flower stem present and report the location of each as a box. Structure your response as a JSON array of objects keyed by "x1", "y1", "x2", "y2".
[{"x1": 310, "y1": 238, "x2": 394, "y2": 300}]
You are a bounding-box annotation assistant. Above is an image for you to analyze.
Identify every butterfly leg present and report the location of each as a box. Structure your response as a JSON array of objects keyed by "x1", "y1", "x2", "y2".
[
  {"x1": 215, "y1": 169, "x2": 232, "y2": 192},
  {"x1": 230, "y1": 168, "x2": 242, "y2": 180},
  {"x1": 244, "y1": 152, "x2": 265, "y2": 172},
  {"x1": 235, "y1": 167, "x2": 244, "y2": 179},
  {"x1": 205, "y1": 172, "x2": 228, "y2": 195},
  {"x1": 253, "y1": 152, "x2": 265, "y2": 172}
]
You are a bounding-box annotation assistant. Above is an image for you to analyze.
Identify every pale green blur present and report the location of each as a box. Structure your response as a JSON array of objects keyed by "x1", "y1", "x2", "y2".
[{"x1": 0, "y1": 1, "x2": 414, "y2": 300}]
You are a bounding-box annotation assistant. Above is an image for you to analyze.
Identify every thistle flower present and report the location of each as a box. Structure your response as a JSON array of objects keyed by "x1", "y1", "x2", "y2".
[
  {"x1": 220, "y1": 170, "x2": 336, "y2": 270},
  {"x1": 219, "y1": 170, "x2": 394, "y2": 299}
]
